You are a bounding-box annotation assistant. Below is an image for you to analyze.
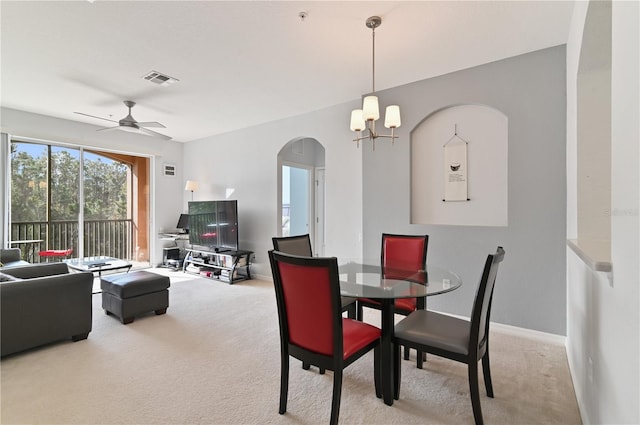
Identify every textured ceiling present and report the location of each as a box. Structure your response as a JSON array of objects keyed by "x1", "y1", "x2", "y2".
[{"x1": 1, "y1": 1, "x2": 574, "y2": 143}]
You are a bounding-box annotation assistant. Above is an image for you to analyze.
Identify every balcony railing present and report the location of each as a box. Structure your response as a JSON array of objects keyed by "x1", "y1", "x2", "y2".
[{"x1": 10, "y1": 219, "x2": 134, "y2": 263}]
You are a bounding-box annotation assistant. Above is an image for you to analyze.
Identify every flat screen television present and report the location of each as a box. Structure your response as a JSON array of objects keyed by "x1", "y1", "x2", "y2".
[
  {"x1": 188, "y1": 200, "x2": 239, "y2": 252},
  {"x1": 176, "y1": 214, "x2": 189, "y2": 234}
]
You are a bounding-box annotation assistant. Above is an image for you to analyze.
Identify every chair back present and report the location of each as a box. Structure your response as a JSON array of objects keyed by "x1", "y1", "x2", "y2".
[
  {"x1": 380, "y1": 234, "x2": 429, "y2": 279},
  {"x1": 272, "y1": 234, "x2": 313, "y2": 257},
  {"x1": 469, "y1": 246, "x2": 505, "y2": 359},
  {"x1": 269, "y1": 250, "x2": 342, "y2": 357}
]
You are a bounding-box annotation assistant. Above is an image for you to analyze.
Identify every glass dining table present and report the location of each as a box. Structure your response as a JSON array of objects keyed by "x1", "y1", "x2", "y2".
[{"x1": 338, "y1": 262, "x2": 462, "y2": 406}]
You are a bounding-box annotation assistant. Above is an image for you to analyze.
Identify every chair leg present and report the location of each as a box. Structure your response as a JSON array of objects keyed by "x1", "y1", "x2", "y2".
[
  {"x1": 330, "y1": 369, "x2": 343, "y2": 425},
  {"x1": 356, "y1": 303, "x2": 364, "y2": 321},
  {"x1": 346, "y1": 302, "x2": 357, "y2": 319},
  {"x1": 482, "y1": 352, "x2": 494, "y2": 397},
  {"x1": 403, "y1": 345, "x2": 410, "y2": 360},
  {"x1": 374, "y1": 346, "x2": 382, "y2": 399},
  {"x1": 320, "y1": 367, "x2": 326, "y2": 375},
  {"x1": 279, "y1": 355, "x2": 289, "y2": 414},
  {"x1": 417, "y1": 349, "x2": 424, "y2": 369},
  {"x1": 468, "y1": 361, "x2": 484, "y2": 425},
  {"x1": 393, "y1": 343, "x2": 401, "y2": 400}
]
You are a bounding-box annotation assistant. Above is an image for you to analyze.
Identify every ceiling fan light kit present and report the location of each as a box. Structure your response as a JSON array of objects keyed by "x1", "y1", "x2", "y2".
[{"x1": 350, "y1": 16, "x2": 401, "y2": 150}]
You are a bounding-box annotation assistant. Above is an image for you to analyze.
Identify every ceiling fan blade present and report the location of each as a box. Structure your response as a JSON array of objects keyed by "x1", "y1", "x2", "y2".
[
  {"x1": 96, "y1": 125, "x2": 171, "y2": 140},
  {"x1": 74, "y1": 112, "x2": 118, "y2": 123},
  {"x1": 96, "y1": 126, "x2": 121, "y2": 132},
  {"x1": 135, "y1": 121, "x2": 166, "y2": 128},
  {"x1": 137, "y1": 126, "x2": 172, "y2": 140}
]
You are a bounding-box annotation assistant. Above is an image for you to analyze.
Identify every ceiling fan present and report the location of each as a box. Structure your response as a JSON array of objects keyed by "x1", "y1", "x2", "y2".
[{"x1": 75, "y1": 100, "x2": 171, "y2": 140}]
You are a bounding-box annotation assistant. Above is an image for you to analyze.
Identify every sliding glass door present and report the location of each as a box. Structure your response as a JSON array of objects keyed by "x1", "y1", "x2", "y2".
[
  {"x1": 82, "y1": 150, "x2": 131, "y2": 259},
  {"x1": 9, "y1": 140, "x2": 148, "y2": 264}
]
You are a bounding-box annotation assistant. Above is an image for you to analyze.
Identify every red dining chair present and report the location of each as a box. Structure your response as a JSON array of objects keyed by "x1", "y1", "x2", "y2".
[
  {"x1": 273, "y1": 235, "x2": 357, "y2": 319},
  {"x1": 393, "y1": 247, "x2": 505, "y2": 425},
  {"x1": 357, "y1": 233, "x2": 429, "y2": 361},
  {"x1": 268, "y1": 250, "x2": 381, "y2": 425},
  {"x1": 273, "y1": 234, "x2": 341, "y2": 373}
]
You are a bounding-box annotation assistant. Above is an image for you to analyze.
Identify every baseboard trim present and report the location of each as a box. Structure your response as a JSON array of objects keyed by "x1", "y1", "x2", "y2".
[
  {"x1": 252, "y1": 273, "x2": 273, "y2": 282},
  {"x1": 490, "y1": 321, "x2": 566, "y2": 346},
  {"x1": 431, "y1": 310, "x2": 567, "y2": 346}
]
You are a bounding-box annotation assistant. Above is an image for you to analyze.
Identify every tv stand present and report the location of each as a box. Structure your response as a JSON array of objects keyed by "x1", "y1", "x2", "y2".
[{"x1": 182, "y1": 248, "x2": 253, "y2": 284}]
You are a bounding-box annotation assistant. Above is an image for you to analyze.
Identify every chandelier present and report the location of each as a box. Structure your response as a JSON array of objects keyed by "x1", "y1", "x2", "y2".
[{"x1": 350, "y1": 16, "x2": 401, "y2": 149}]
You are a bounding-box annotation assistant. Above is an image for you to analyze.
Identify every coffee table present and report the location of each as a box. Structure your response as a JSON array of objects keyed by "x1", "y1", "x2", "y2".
[{"x1": 65, "y1": 256, "x2": 132, "y2": 277}]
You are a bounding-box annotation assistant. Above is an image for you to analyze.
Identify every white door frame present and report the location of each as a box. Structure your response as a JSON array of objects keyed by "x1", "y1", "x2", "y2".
[{"x1": 314, "y1": 167, "x2": 326, "y2": 256}]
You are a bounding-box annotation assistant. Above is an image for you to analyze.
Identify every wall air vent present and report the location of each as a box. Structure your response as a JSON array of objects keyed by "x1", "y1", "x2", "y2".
[{"x1": 143, "y1": 71, "x2": 179, "y2": 86}]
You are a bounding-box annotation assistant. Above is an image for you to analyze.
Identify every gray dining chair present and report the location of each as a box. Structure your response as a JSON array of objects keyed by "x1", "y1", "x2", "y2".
[{"x1": 392, "y1": 246, "x2": 505, "y2": 425}]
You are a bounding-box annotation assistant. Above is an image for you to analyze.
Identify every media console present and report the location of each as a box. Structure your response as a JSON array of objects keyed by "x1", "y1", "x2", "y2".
[{"x1": 182, "y1": 248, "x2": 253, "y2": 284}]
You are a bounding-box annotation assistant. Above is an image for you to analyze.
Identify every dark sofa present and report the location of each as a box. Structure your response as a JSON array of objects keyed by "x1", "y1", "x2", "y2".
[
  {"x1": 0, "y1": 248, "x2": 30, "y2": 268},
  {"x1": 0, "y1": 262, "x2": 94, "y2": 357}
]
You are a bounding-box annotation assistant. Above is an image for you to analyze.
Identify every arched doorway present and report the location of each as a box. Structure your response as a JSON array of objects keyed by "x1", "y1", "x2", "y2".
[{"x1": 277, "y1": 137, "x2": 326, "y2": 255}]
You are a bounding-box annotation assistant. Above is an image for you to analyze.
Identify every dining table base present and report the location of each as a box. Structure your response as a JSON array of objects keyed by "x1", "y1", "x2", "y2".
[{"x1": 380, "y1": 298, "x2": 396, "y2": 406}]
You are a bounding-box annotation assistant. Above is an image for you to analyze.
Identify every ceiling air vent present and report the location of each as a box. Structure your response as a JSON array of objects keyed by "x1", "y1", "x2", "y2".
[{"x1": 143, "y1": 71, "x2": 179, "y2": 86}]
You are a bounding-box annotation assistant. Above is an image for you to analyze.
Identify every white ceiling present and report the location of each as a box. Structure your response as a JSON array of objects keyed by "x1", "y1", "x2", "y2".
[{"x1": 1, "y1": 1, "x2": 574, "y2": 143}]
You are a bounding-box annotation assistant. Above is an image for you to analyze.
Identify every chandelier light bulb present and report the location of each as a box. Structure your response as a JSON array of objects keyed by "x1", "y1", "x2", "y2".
[
  {"x1": 350, "y1": 109, "x2": 366, "y2": 132},
  {"x1": 384, "y1": 105, "x2": 401, "y2": 129},
  {"x1": 362, "y1": 96, "x2": 380, "y2": 121}
]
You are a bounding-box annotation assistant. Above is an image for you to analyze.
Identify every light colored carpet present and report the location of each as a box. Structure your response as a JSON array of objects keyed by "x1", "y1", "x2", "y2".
[{"x1": 1, "y1": 269, "x2": 581, "y2": 425}]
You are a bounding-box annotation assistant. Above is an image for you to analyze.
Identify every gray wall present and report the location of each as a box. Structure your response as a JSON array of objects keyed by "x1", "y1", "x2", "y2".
[
  {"x1": 183, "y1": 101, "x2": 364, "y2": 279},
  {"x1": 362, "y1": 46, "x2": 567, "y2": 335}
]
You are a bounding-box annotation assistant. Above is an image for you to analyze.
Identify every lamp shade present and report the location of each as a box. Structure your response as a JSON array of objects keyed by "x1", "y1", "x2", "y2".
[
  {"x1": 185, "y1": 180, "x2": 199, "y2": 192},
  {"x1": 384, "y1": 105, "x2": 401, "y2": 129},
  {"x1": 350, "y1": 109, "x2": 366, "y2": 132},
  {"x1": 362, "y1": 95, "x2": 380, "y2": 121}
]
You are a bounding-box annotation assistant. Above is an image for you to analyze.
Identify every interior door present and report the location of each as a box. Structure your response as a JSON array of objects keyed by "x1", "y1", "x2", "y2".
[{"x1": 281, "y1": 163, "x2": 312, "y2": 239}]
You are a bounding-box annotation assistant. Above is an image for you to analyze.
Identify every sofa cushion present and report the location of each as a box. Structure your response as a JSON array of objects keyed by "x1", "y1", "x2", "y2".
[
  {"x1": 1, "y1": 263, "x2": 69, "y2": 279},
  {"x1": 0, "y1": 248, "x2": 22, "y2": 263},
  {"x1": 0, "y1": 248, "x2": 30, "y2": 268},
  {"x1": 0, "y1": 272, "x2": 21, "y2": 282},
  {"x1": 0, "y1": 260, "x2": 31, "y2": 269}
]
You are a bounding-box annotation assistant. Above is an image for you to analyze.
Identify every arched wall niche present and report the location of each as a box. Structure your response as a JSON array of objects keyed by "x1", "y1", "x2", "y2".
[{"x1": 410, "y1": 104, "x2": 508, "y2": 226}]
